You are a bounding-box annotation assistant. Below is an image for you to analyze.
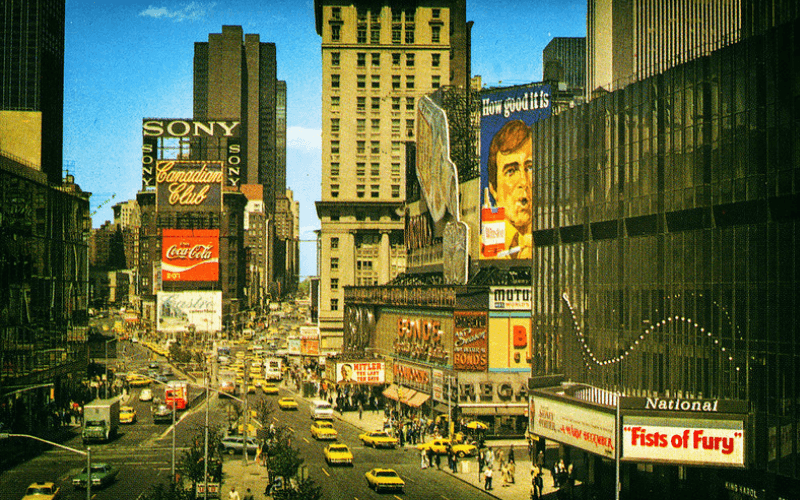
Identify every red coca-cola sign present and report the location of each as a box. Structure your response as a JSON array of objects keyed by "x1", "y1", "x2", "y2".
[{"x1": 161, "y1": 229, "x2": 219, "y2": 281}]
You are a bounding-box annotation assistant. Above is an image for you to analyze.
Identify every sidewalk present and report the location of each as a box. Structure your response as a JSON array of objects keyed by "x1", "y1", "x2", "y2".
[{"x1": 222, "y1": 457, "x2": 270, "y2": 499}]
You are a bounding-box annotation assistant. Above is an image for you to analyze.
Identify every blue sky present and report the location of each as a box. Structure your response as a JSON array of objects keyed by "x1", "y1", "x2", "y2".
[{"x1": 64, "y1": 0, "x2": 586, "y2": 279}]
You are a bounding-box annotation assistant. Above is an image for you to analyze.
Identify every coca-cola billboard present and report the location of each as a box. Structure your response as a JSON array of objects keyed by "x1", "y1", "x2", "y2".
[{"x1": 161, "y1": 229, "x2": 219, "y2": 281}]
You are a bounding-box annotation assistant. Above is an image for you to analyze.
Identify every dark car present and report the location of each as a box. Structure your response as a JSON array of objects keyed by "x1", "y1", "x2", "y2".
[
  {"x1": 220, "y1": 435, "x2": 259, "y2": 454},
  {"x1": 72, "y1": 463, "x2": 119, "y2": 488},
  {"x1": 152, "y1": 403, "x2": 173, "y2": 423}
]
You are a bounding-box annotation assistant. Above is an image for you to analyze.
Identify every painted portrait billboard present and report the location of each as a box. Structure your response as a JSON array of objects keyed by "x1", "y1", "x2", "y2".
[
  {"x1": 161, "y1": 229, "x2": 219, "y2": 281},
  {"x1": 156, "y1": 291, "x2": 222, "y2": 332},
  {"x1": 480, "y1": 84, "x2": 551, "y2": 260}
]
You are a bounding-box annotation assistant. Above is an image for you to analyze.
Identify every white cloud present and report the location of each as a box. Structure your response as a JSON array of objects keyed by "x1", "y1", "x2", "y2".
[
  {"x1": 287, "y1": 126, "x2": 321, "y2": 151},
  {"x1": 300, "y1": 225, "x2": 320, "y2": 239},
  {"x1": 139, "y1": 2, "x2": 215, "y2": 22}
]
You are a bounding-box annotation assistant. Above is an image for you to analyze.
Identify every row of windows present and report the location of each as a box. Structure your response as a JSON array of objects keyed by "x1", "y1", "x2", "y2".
[
  {"x1": 332, "y1": 51, "x2": 442, "y2": 68},
  {"x1": 331, "y1": 118, "x2": 414, "y2": 136},
  {"x1": 330, "y1": 162, "x2": 402, "y2": 179},
  {"x1": 329, "y1": 184, "x2": 401, "y2": 199},
  {"x1": 330, "y1": 23, "x2": 442, "y2": 45},
  {"x1": 332, "y1": 6, "x2": 439, "y2": 23},
  {"x1": 330, "y1": 95, "x2": 417, "y2": 113},
  {"x1": 331, "y1": 73, "x2": 441, "y2": 91},
  {"x1": 329, "y1": 140, "x2": 405, "y2": 156}
]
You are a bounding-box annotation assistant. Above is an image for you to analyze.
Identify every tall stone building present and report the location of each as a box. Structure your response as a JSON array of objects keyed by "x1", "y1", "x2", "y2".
[{"x1": 314, "y1": 0, "x2": 469, "y2": 353}]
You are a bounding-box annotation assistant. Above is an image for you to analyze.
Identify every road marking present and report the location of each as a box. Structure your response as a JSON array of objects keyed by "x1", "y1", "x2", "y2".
[
  {"x1": 441, "y1": 496, "x2": 451, "y2": 500},
  {"x1": 394, "y1": 496, "x2": 402, "y2": 500},
  {"x1": 303, "y1": 437, "x2": 309, "y2": 443},
  {"x1": 321, "y1": 468, "x2": 330, "y2": 477}
]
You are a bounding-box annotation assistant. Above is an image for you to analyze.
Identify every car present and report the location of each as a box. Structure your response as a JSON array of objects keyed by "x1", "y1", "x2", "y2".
[
  {"x1": 247, "y1": 384, "x2": 257, "y2": 394},
  {"x1": 277, "y1": 397, "x2": 298, "y2": 410},
  {"x1": 365, "y1": 468, "x2": 405, "y2": 493},
  {"x1": 72, "y1": 463, "x2": 119, "y2": 488},
  {"x1": 310, "y1": 400, "x2": 334, "y2": 420},
  {"x1": 310, "y1": 420, "x2": 338, "y2": 440},
  {"x1": 359, "y1": 430, "x2": 399, "y2": 449},
  {"x1": 21, "y1": 482, "x2": 60, "y2": 500},
  {"x1": 416, "y1": 438, "x2": 478, "y2": 457},
  {"x1": 139, "y1": 388, "x2": 153, "y2": 401},
  {"x1": 128, "y1": 375, "x2": 151, "y2": 387},
  {"x1": 220, "y1": 435, "x2": 259, "y2": 454},
  {"x1": 149, "y1": 362, "x2": 159, "y2": 369},
  {"x1": 119, "y1": 406, "x2": 137, "y2": 424},
  {"x1": 261, "y1": 383, "x2": 279, "y2": 395},
  {"x1": 323, "y1": 443, "x2": 353, "y2": 465},
  {"x1": 152, "y1": 403, "x2": 173, "y2": 424}
]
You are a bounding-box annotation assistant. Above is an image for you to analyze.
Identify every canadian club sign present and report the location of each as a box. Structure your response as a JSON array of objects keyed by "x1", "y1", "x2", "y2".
[
  {"x1": 156, "y1": 160, "x2": 223, "y2": 211},
  {"x1": 161, "y1": 229, "x2": 219, "y2": 281}
]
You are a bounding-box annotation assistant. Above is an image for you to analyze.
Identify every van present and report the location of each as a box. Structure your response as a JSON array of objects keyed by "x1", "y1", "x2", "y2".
[{"x1": 311, "y1": 400, "x2": 334, "y2": 420}]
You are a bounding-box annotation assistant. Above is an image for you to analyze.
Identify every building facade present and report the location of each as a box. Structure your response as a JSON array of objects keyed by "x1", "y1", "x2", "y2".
[{"x1": 314, "y1": 0, "x2": 469, "y2": 353}]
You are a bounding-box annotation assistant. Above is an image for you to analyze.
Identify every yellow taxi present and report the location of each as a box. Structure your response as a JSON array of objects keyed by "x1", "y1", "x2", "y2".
[
  {"x1": 358, "y1": 430, "x2": 399, "y2": 449},
  {"x1": 126, "y1": 373, "x2": 150, "y2": 387},
  {"x1": 247, "y1": 384, "x2": 257, "y2": 394},
  {"x1": 21, "y1": 482, "x2": 60, "y2": 500},
  {"x1": 416, "y1": 438, "x2": 478, "y2": 457},
  {"x1": 365, "y1": 468, "x2": 405, "y2": 493},
  {"x1": 119, "y1": 406, "x2": 137, "y2": 424},
  {"x1": 261, "y1": 383, "x2": 279, "y2": 395},
  {"x1": 323, "y1": 443, "x2": 353, "y2": 466},
  {"x1": 310, "y1": 420, "x2": 338, "y2": 440},
  {"x1": 236, "y1": 422, "x2": 259, "y2": 435},
  {"x1": 277, "y1": 397, "x2": 298, "y2": 410}
]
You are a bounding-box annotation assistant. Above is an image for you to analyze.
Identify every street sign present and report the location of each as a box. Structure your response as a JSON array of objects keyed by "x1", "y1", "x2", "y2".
[{"x1": 196, "y1": 482, "x2": 220, "y2": 498}]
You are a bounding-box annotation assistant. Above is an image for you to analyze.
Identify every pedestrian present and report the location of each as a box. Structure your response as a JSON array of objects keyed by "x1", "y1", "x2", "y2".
[
  {"x1": 531, "y1": 464, "x2": 543, "y2": 500},
  {"x1": 420, "y1": 447, "x2": 429, "y2": 469},
  {"x1": 228, "y1": 486, "x2": 240, "y2": 500},
  {"x1": 496, "y1": 447, "x2": 505, "y2": 469},
  {"x1": 508, "y1": 445, "x2": 515, "y2": 464},
  {"x1": 434, "y1": 451, "x2": 441, "y2": 470},
  {"x1": 452, "y1": 449, "x2": 459, "y2": 473},
  {"x1": 484, "y1": 466, "x2": 493, "y2": 490},
  {"x1": 242, "y1": 488, "x2": 254, "y2": 500},
  {"x1": 485, "y1": 447, "x2": 494, "y2": 470},
  {"x1": 358, "y1": 401, "x2": 363, "y2": 420},
  {"x1": 508, "y1": 459, "x2": 516, "y2": 484}
]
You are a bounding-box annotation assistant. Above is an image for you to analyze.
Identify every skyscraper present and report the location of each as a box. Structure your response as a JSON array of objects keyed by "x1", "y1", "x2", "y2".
[
  {"x1": 0, "y1": 0, "x2": 65, "y2": 184},
  {"x1": 314, "y1": 0, "x2": 469, "y2": 353}
]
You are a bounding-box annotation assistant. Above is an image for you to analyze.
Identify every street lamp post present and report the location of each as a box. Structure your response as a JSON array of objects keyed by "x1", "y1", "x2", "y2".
[{"x1": 0, "y1": 433, "x2": 92, "y2": 500}]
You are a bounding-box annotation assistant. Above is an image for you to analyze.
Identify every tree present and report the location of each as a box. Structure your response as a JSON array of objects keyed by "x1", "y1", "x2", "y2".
[
  {"x1": 138, "y1": 482, "x2": 194, "y2": 500},
  {"x1": 178, "y1": 424, "x2": 224, "y2": 486},
  {"x1": 271, "y1": 478, "x2": 323, "y2": 500}
]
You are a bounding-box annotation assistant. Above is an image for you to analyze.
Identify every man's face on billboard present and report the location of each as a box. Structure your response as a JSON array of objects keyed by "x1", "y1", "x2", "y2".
[{"x1": 492, "y1": 138, "x2": 532, "y2": 231}]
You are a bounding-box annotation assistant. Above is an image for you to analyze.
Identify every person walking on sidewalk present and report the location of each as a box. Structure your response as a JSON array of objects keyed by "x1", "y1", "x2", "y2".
[
  {"x1": 242, "y1": 488, "x2": 254, "y2": 500},
  {"x1": 484, "y1": 466, "x2": 493, "y2": 490},
  {"x1": 420, "y1": 447, "x2": 429, "y2": 469},
  {"x1": 228, "y1": 486, "x2": 240, "y2": 500}
]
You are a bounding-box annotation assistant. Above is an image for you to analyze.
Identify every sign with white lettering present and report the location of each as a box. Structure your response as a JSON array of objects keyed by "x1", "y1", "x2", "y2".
[
  {"x1": 454, "y1": 311, "x2": 488, "y2": 371},
  {"x1": 142, "y1": 119, "x2": 241, "y2": 138},
  {"x1": 161, "y1": 229, "x2": 219, "y2": 281},
  {"x1": 156, "y1": 160, "x2": 223, "y2": 212},
  {"x1": 622, "y1": 416, "x2": 745, "y2": 467},
  {"x1": 335, "y1": 361, "x2": 385, "y2": 384},
  {"x1": 490, "y1": 287, "x2": 531, "y2": 310},
  {"x1": 531, "y1": 396, "x2": 616, "y2": 458},
  {"x1": 156, "y1": 291, "x2": 222, "y2": 333}
]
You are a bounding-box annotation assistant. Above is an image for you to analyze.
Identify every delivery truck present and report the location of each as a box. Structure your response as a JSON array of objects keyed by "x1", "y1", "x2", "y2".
[{"x1": 82, "y1": 397, "x2": 120, "y2": 443}]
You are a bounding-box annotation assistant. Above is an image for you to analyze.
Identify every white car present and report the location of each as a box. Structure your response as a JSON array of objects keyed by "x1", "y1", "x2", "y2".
[{"x1": 139, "y1": 388, "x2": 153, "y2": 401}]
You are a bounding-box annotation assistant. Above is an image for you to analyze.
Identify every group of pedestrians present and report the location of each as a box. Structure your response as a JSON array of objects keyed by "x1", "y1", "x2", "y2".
[{"x1": 476, "y1": 445, "x2": 517, "y2": 490}]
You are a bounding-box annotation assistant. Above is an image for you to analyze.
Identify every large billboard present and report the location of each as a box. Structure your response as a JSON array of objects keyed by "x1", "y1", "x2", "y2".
[
  {"x1": 334, "y1": 361, "x2": 386, "y2": 384},
  {"x1": 156, "y1": 160, "x2": 223, "y2": 212},
  {"x1": 453, "y1": 311, "x2": 488, "y2": 371},
  {"x1": 531, "y1": 395, "x2": 616, "y2": 459},
  {"x1": 479, "y1": 84, "x2": 551, "y2": 260},
  {"x1": 416, "y1": 96, "x2": 460, "y2": 223},
  {"x1": 161, "y1": 229, "x2": 219, "y2": 281},
  {"x1": 156, "y1": 291, "x2": 222, "y2": 332}
]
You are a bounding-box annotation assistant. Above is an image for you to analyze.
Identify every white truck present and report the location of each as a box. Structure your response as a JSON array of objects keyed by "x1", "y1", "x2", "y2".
[
  {"x1": 264, "y1": 357, "x2": 283, "y2": 381},
  {"x1": 82, "y1": 397, "x2": 120, "y2": 443}
]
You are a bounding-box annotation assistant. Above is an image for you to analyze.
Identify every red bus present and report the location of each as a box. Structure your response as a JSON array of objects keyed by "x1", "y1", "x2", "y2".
[{"x1": 165, "y1": 381, "x2": 188, "y2": 410}]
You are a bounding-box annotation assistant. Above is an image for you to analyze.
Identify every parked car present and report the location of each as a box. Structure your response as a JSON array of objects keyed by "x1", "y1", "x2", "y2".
[
  {"x1": 21, "y1": 482, "x2": 60, "y2": 500},
  {"x1": 220, "y1": 435, "x2": 259, "y2": 454},
  {"x1": 72, "y1": 463, "x2": 118, "y2": 488},
  {"x1": 365, "y1": 468, "x2": 405, "y2": 493},
  {"x1": 416, "y1": 438, "x2": 477, "y2": 457}
]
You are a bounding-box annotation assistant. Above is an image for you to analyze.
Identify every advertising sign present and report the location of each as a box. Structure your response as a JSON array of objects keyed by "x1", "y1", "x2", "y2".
[
  {"x1": 621, "y1": 416, "x2": 745, "y2": 467},
  {"x1": 300, "y1": 327, "x2": 320, "y2": 356},
  {"x1": 161, "y1": 229, "x2": 219, "y2": 281},
  {"x1": 453, "y1": 311, "x2": 488, "y2": 371},
  {"x1": 156, "y1": 291, "x2": 222, "y2": 332},
  {"x1": 287, "y1": 337, "x2": 301, "y2": 355},
  {"x1": 531, "y1": 396, "x2": 616, "y2": 458},
  {"x1": 156, "y1": 160, "x2": 223, "y2": 212},
  {"x1": 416, "y1": 96, "x2": 460, "y2": 223},
  {"x1": 489, "y1": 287, "x2": 531, "y2": 310},
  {"x1": 335, "y1": 361, "x2": 385, "y2": 384},
  {"x1": 480, "y1": 84, "x2": 551, "y2": 260},
  {"x1": 488, "y1": 316, "x2": 531, "y2": 371},
  {"x1": 392, "y1": 362, "x2": 430, "y2": 393}
]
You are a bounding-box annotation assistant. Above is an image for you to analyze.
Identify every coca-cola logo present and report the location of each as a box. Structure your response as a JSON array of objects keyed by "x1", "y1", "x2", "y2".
[{"x1": 165, "y1": 243, "x2": 214, "y2": 260}]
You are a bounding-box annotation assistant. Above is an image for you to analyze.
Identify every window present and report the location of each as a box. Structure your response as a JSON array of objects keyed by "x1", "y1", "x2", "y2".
[
  {"x1": 392, "y1": 53, "x2": 401, "y2": 65},
  {"x1": 330, "y1": 184, "x2": 339, "y2": 197},
  {"x1": 331, "y1": 95, "x2": 340, "y2": 108},
  {"x1": 392, "y1": 75, "x2": 401, "y2": 89},
  {"x1": 406, "y1": 119, "x2": 415, "y2": 137},
  {"x1": 392, "y1": 184, "x2": 400, "y2": 197},
  {"x1": 392, "y1": 119, "x2": 400, "y2": 134},
  {"x1": 371, "y1": 53, "x2": 380, "y2": 66},
  {"x1": 432, "y1": 8, "x2": 440, "y2": 18},
  {"x1": 406, "y1": 53, "x2": 415, "y2": 67},
  {"x1": 406, "y1": 97, "x2": 415, "y2": 110},
  {"x1": 357, "y1": 9, "x2": 367, "y2": 22},
  {"x1": 331, "y1": 278, "x2": 339, "y2": 290},
  {"x1": 330, "y1": 141, "x2": 340, "y2": 154},
  {"x1": 392, "y1": 10, "x2": 402, "y2": 23},
  {"x1": 371, "y1": 27, "x2": 380, "y2": 44},
  {"x1": 331, "y1": 52, "x2": 340, "y2": 66},
  {"x1": 405, "y1": 10, "x2": 415, "y2": 23},
  {"x1": 371, "y1": 74, "x2": 380, "y2": 89},
  {"x1": 357, "y1": 96, "x2": 366, "y2": 111},
  {"x1": 370, "y1": 141, "x2": 380, "y2": 154},
  {"x1": 331, "y1": 7, "x2": 341, "y2": 19},
  {"x1": 356, "y1": 163, "x2": 366, "y2": 176},
  {"x1": 357, "y1": 74, "x2": 366, "y2": 88},
  {"x1": 331, "y1": 118, "x2": 340, "y2": 132},
  {"x1": 371, "y1": 97, "x2": 380, "y2": 110},
  {"x1": 331, "y1": 25, "x2": 341, "y2": 41},
  {"x1": 357, "y1": 28, "x2": 367, "y2": 43},
  {"x1": 357, "y1": 140, "x2": 366, "y2": 154},
  {"x1": 331, "y1": 299, "x2": 339, "y2": 311},
  {"x1": 371, "y1": 185, "x2": 380, "y2": 198},
  {"x1": 357, "y1": 184, "x2": 365, "y2": 198},
  {"x1": 371, "y1": 119, "x2": 380, "y2": 132},
  {"x1": 331, "y1": 74, "x2": 340, "y2": 88},
  {"x1": 432, "y1": 75, "x2": 441, "y2": 88},
  {"x1": 331, "y1": 237, "x2": 339, "y2": 249},
  {"x1": 432, "y1": 53, "x2": 441, "y2": 67},
  {"x1": 405, "y1": 29, "x2": 415, "y2": 44},
  {"x1": 392, "y1": 97, "x2": 401, "y2": 110},
  {"x1": 432, "y1": 25, "x2": 441, "y2": 43},
  {"x1": 370, "y1": 163, "x2": 380, "y2": 176},
  {"x1": 330, "y1": 257, "x2": 339, "y2": 270},
  {"x1": 392, "y1": 28, "x2": 401, "y2": 44},
  {"x1": 406, "y1": 75, "x2": 415, "y2": 89},
  {"x1": 357, "y1": 118, "x2": 366, "y2": 133},
  {"x1": 392, "y1": 141, "x2": 401, "y2": 155},
  {"x1": 392, "y1": 163, "x2": 401, "y2": 177},
  {"x1": 331, "y1": 163, "x2": 340, "y2": 176},
  {"x1": 331, "y1": 212, "x2": 339, "y2": 221}
]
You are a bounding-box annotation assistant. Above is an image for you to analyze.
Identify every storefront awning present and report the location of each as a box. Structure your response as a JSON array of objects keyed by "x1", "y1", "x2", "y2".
[
  {"x1": 382, "y1": 384, "x2": 400, "y2": 401},
  {"x1": 406, "y1": 391, "x2": 430, "y2": 408}
]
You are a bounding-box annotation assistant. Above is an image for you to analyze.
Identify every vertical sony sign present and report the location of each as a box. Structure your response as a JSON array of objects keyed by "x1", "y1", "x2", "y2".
[
  {"x1": 142, "y1": 137, "x2": 157, "y2": 188},
  {"x1": 226, "y1": 138, "x2": 241, "y2": 187}
]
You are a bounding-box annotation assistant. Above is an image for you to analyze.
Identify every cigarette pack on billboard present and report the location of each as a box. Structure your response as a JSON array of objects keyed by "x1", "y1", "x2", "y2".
[{"x1": 480, "y1": 206, "x2": 506, "y2": 258}]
